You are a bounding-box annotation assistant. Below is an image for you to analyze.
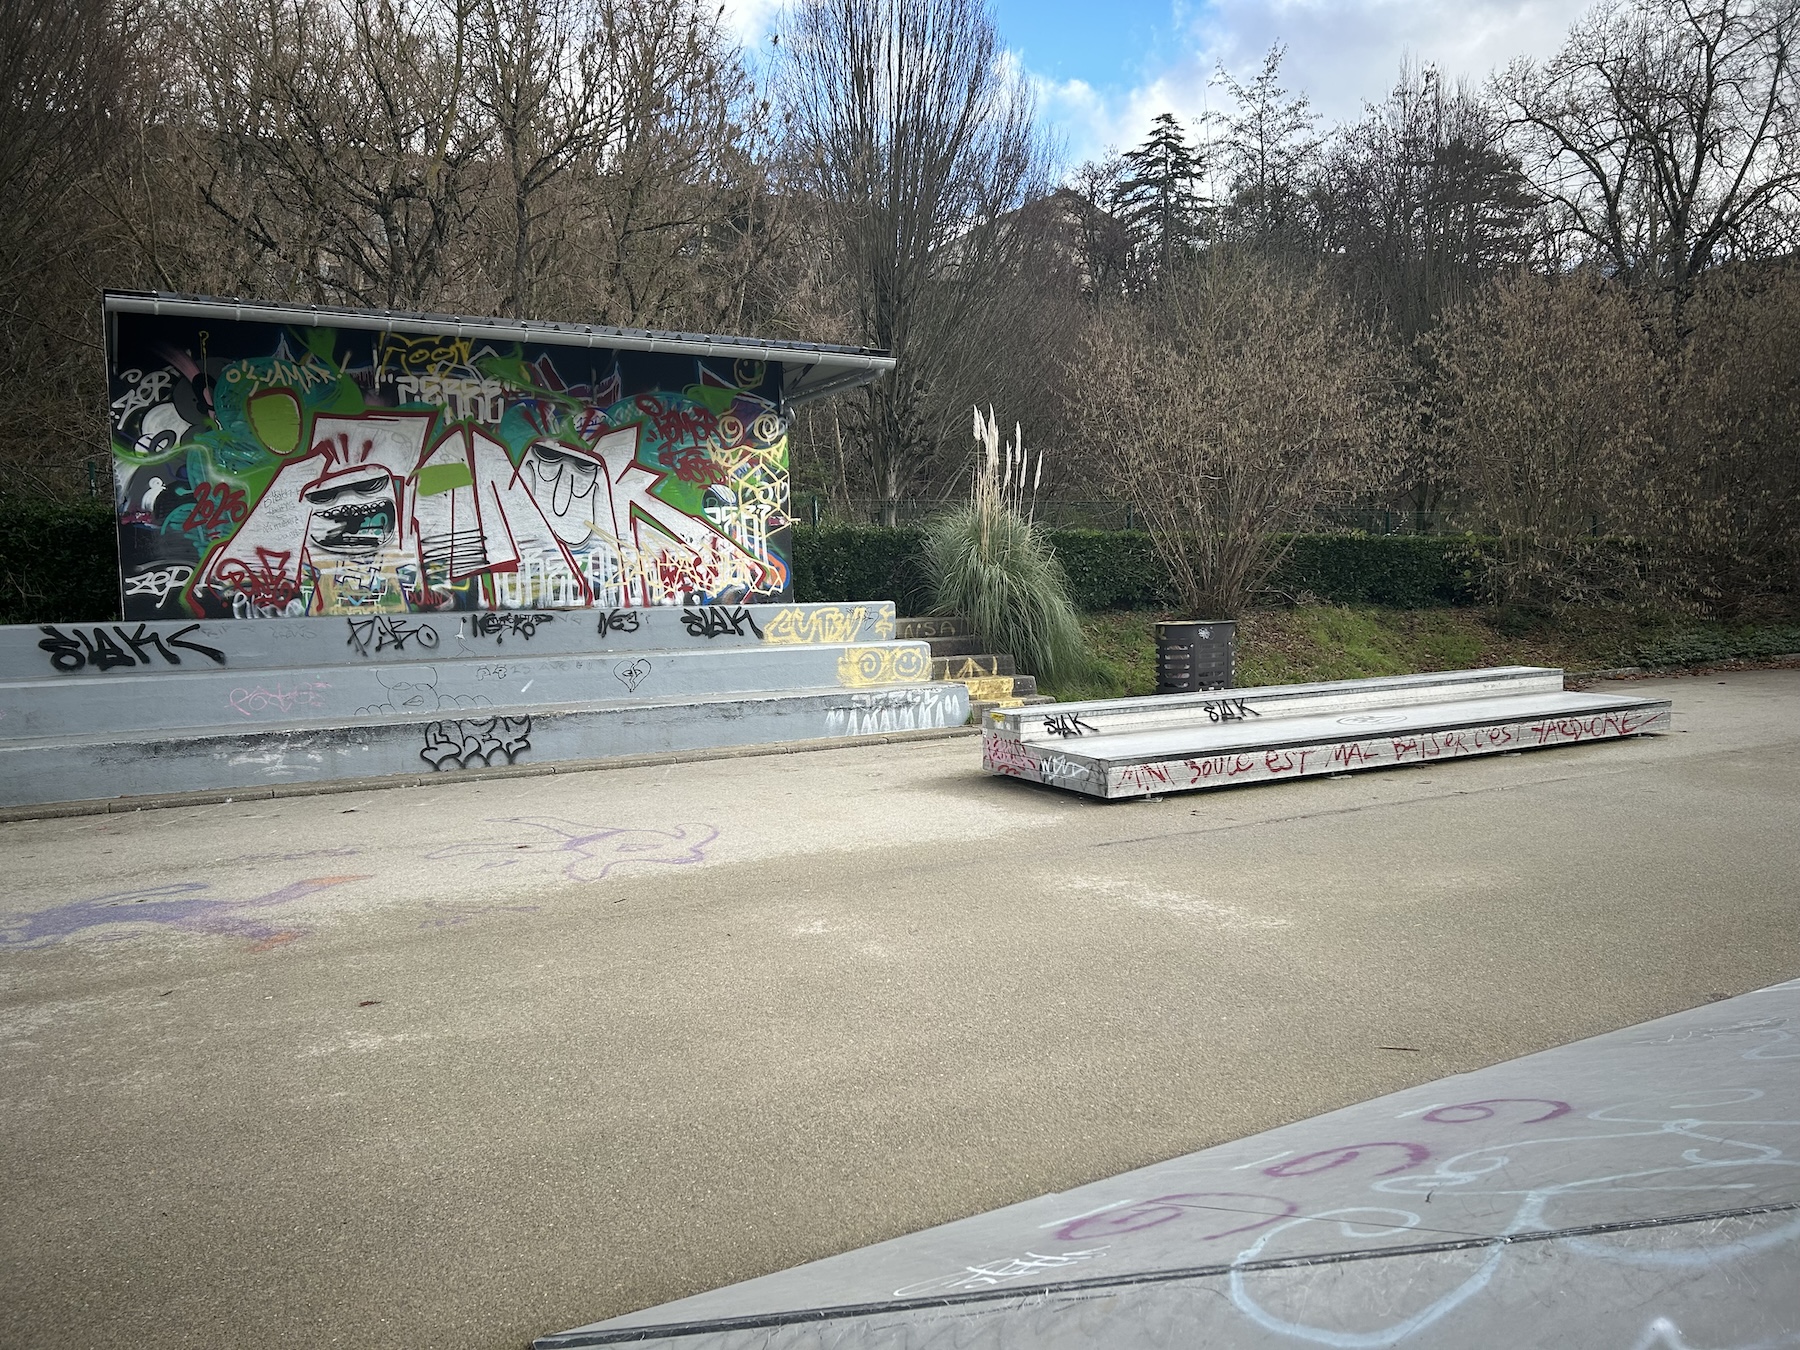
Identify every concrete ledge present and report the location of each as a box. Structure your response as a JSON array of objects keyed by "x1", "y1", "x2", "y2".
[{"x1": 0, "y1": 724, "x2": 981, "y2": 822}]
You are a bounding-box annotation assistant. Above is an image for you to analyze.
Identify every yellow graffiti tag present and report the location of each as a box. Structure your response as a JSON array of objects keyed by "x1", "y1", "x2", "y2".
[
  {"x1": 377, "y1": 333, "x2": 475, "y2": 380},
  {"x1": 958, "y1": 676, "x2": 1017, "y2": 701},
  {"x1": 764, "y1": 605, "x2": 872, "y2": 645},
  {"x1": 836, "y1": 645, "x2": 930, "y2": 687}
]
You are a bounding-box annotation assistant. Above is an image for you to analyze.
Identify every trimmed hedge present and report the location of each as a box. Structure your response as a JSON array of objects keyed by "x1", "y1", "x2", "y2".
[
  {"x1": 795, "y1": 525, "x2": 1491, "y2": 612},
  {"x1": 789, "y1": 524, "x2": 932, "y2": 615},
  {"x1": 1636, "y1": 624, "x2": 1800, "y2": 667},
  {"x1": 0, "y1": 497, "x2": 120, "y2": 625},
  {"x1": 1043, "y1": 529, "x2": 1171, "y2": 611},
  {"x1": 1275, "y1": 534, "x2": 1489, "y2": 608},
  {"x1": 0, "y1": 502, "x2": 1490, "y2": 624}
]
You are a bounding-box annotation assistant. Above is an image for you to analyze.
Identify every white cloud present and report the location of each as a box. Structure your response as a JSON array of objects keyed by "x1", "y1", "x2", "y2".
[
  {"x1": 725, "y1": 0, "x2": 1589, "y2": 176},
  {"x1": 719, "y1": 0, "x2": 790, "y2": 47},
  {"x1": 1040, "y1": 0, "x2": 1590, "y2": 167}
]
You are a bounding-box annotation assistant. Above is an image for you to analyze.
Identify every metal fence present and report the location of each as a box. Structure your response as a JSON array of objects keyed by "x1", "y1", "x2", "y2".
[{"x1": 798, "y1": 497, "x2": 1460, "y2": 535}]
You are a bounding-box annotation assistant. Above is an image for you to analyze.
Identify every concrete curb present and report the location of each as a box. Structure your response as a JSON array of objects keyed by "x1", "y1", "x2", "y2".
[{"x1": 0, "y1": 725, "x2": 982, "y2": 823}]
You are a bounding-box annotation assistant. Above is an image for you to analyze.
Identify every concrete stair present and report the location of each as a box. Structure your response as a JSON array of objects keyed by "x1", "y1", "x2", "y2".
[
  {"x1": 980, "y1": 667, "x2": 1671, "y2": 799},
  {"x1": 0, "y1": 603, "x2": 969, "y2": 809},
  {"x1": 896, "y1": 616, "x2": 1055, "y2": 723}
]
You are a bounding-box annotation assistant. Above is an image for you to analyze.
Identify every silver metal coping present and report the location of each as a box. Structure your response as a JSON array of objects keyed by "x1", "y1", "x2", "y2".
[
  {"x1": 989, "y1": 668, "x2": 1566, "y2": 737},
  {"x1": 1013, "y1": 689, "x2": 1671, "y2": 765}
]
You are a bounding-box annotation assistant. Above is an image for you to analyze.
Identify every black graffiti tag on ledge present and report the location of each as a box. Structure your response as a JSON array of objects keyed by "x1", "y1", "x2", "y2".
[
  {"x1": 1042, "y1": 712, "x2": 1097, "y2": 738},
  {"x1": 39, "y1": 624, "x2": 226, "y2": 673},
  {"x1": 682, "y1": 606, "x2": 762, "y2": 640},
  {"x1": 597, "y1": 608, "x2": 641, "y2": 638},
  {"x1": 420, "y1": 716, "x2": 533, "y2": 771},
  {"x1": 469, "y1": 612, "x2": 554, "y2": 643},
  {"x1": 1201, "y1": 698, "x2": 1261, "y2": 723},
  {"x1": 346, "y1": 615, "x2": 438, "y2": 657}
]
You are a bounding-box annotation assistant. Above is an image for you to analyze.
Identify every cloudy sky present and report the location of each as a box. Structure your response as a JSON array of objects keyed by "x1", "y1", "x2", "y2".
[{"x1": 725, "y1": 0, "x2": 1592, "y2": 167}]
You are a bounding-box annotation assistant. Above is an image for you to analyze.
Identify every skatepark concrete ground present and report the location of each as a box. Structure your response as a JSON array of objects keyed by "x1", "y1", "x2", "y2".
[{"x1": 1, "y1": 669, "x2": 1796, "y2": 1349}]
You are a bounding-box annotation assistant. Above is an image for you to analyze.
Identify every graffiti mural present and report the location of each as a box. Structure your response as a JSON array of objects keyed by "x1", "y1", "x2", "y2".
[{"x1": 109, "y1": 305, "x2": 794, "y2": 620}]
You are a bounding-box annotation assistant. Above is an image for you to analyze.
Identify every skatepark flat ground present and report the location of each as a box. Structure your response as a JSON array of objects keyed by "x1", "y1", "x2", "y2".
[{"x1": 1, "y1": 670, "x2": 1797, "y2": 1350}]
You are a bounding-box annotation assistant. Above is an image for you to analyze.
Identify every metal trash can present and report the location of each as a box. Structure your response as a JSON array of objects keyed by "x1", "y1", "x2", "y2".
[{"x1": 1155, "y1": 620, "x2": 1235, "y2": 693}]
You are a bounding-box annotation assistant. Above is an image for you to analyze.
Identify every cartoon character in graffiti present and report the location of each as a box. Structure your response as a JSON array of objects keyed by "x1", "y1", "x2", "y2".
[
  {"x1": 194, "y1": 413, "x2": 772, "y2": 615},
  {"x1": 425, "y1": 817, "x2": 718, "y2": 881}
]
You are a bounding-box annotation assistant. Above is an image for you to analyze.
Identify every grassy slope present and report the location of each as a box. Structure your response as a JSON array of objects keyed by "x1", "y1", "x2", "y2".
[{"x1": 1055, "y1": 605, "x2": 1800, "y2": 700}]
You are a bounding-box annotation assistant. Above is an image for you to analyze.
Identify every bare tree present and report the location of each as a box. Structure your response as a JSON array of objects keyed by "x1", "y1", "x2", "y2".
[
  {"x1": 578, "y1": 1, "x2": 773, "y2": 329},
  {"x1": 0, "y1": 0, "x2": 133, "y2": 494},
  {"x1": 1066, "y1": 156, "x2": 1139, "y2": 300},
  {"x1": 1213, "y1": 45, "x2": 1322, "y2": 255},
  {"x1": 1318, "y1": 63, "x2": 1540, "y2": 341},
  {"x1": 1423, "y1": 270, "x2": 1663, "y2": 604},
  {"x1": 182, "y1": 0, "x2": 487, "y2": 310},
  {"x1": 1661, "y1": 261, "x2": 1800, "y2": 610},
  {"x1": 1497, "y1": 0, "x2": 1800, "y2": 318},
  {"x1": 1075, "y1": 253, "x2": 1393, "y2": 616},
  {"x1": 776, "y1": 0, "x2": 1048, "y2": 523},
  {"x1": 471, "y1": 0, "x2": 617, "y2": 318}
]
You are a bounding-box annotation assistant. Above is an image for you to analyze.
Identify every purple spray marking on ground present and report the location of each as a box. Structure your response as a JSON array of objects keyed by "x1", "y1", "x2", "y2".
[
  {"x1": 1054, "y1": 1192, "x2": 1299, "y2": 1243},
  {"x1": 0, "y1": 876, "x2": 367, "y2": 949},
  {"x1": 1424, "y1": 1098, "x2": 1574, "y2": 1124},
  {"x1": 1265, "y1": 1141, "x2": 1432, "y2": 1178},
  {"x1": 425, "y1": 817, "x2": 719, "y2": 882}
]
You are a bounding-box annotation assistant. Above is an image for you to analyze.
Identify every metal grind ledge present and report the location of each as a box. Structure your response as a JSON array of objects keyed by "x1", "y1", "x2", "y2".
[
  {"x1": 983, "y1": 669, "x2": 1670, "y2": 799},
  {"x1": 0, "y1": 724, "x2": 979, "y2": 822},
  {"x1": 537, "y1": 978, "x2": 1800, "y2": 1349}
]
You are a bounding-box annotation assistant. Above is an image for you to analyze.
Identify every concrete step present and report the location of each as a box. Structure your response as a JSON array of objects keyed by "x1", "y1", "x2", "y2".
[
  {"x1": 957, "y1": 676, "x2": 1020, "y2": 703},
  {"x1": 982, "y1": 682, "x2": 1670, "y2": 798},
  {"x1": 924, "y1": 635, "x2": 987, "y2": 658},
  {"x1": 535, "y1": 982, "x2": 1799, "y2": 1350},
  {"x1": 0, "y1": 681, "x2": 972, "y2": 809},
  {"x1": 0, "y1": 640, "x2": 938, "y2": 740},
  {"x1": 930, "y1": 653, "x2": 1015, "y2": 679},
  {"x1": 895, "y1": 616, "x2": 973, "y2": 640}
]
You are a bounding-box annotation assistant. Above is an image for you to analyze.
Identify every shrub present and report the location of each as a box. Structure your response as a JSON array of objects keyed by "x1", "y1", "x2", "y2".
[
  {"x1": 790, "y1": 524, "x2": 930, "y2": 612},
  {"x1": 0, "y1": 496, "x2": 119, "y2": 624},
  {"x1": 922, "y1": 501, "x2": 1092, "y2": 685},
  {"x1": 919, "y1": 410, "x2": 1092, "y2": 685}
]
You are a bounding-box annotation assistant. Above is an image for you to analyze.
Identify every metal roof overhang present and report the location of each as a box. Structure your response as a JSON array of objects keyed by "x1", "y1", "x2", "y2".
[{"x1": 102, "y1": 291, "x2": 895, "y2": 406}]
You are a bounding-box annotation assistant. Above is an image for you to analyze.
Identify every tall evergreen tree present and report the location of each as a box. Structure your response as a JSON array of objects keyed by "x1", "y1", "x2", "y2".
[{"x1": 1114, "y1": 112, "x2": 1209, "y2": 282}]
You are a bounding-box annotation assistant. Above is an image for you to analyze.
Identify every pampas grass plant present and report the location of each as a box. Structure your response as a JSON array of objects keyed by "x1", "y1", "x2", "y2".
[{"x1": 922, "y1": 408, "x2": 1093, "y2": 690}]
